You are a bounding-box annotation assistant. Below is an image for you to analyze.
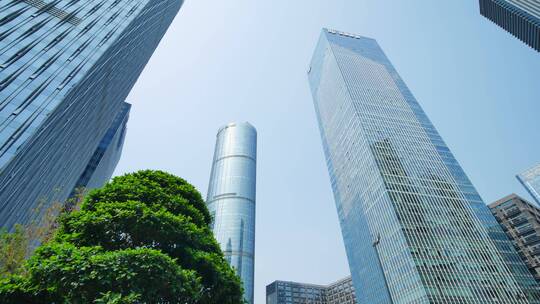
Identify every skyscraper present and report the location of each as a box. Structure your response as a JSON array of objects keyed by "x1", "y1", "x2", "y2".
[
  {"x1": 266, "y1": 276, "x2": 357, "y2": 304},
  {"x1": 479, "y1": 0, "x2": 540, "y2": 52},
  {"x1": 308, "y1": 28, "x2": 540, "y2": 303},
  {"x1": 0, "y1": 0, "x2": 183, "y2": 228},
  {"x1": 206, "y1": 122, "x2": 257, "y2": 304},
  {"x1": 518, "y1": 163, "x2": 540, "y2": 205},
  {"x1": 490, "y1": 194, "x2": 540, "y2": 283},
  {"x1": 69, "y1": 102, "x2": 130, "y2": 198}
]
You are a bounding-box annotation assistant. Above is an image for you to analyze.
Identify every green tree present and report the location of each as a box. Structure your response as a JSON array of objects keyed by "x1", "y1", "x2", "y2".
[
  {"x1": 0, "y1": 191, "x2": 84, "y2": 278},
  {"x1": 0, "y1": 170, "x2": 244, "y2": 303},
  {"x1": 0, "y1": 225, "x2": 27, "y2": 278}
]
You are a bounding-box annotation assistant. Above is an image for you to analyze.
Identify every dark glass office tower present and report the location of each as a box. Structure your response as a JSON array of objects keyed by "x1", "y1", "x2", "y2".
[
  {"x1": 308, "y1": 28, "x2": 540, "y2": 303},
  {"x1": 0, "y1": 0, "x2": 183, "y2": 228},
  {"x1": 69, "y1": 102, "x2": 130, "y2": 197},
  {"x1": 480, "y1": 0, "x2": 540, "y2": 52}
]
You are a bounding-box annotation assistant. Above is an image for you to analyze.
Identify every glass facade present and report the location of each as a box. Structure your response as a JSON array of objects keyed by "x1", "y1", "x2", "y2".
[
  {"x1": 0, "y1": 0, "x2": 183, "y2": 228},
  {"x1": 206, "y1": 122, "x2": 257, "y2": 304},
  {"x1": 266, "y1": 276, "x2": 357, "y2": 304},
  {"x1": 518, "y1": 163, "x2": 540, "y2": 206},
  {"x1": 69, "y1": 101, "x2": 130, "y2": 198},
  {"x1": 490, "y1": 194, "x2": 540, "y2": 283},
  {"x1": 479, "y1": 0, "x2": 540, "y2": 52},
  {"x1": 308, "y1": 28, "x2": 540, "y2": 303}
]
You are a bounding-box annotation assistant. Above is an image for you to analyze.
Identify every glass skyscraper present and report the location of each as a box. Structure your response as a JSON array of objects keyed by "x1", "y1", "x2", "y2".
[
  {"x1": 479, "y1": 0, "x2": 540, "y2": 52},
  {"x1": 69, "y1": 102, "x2": 130, "y2": 198},
  {"x1": 0, "y1": 0, "x2": 183, "y2": 228},
  {"x1": 518, "y1": 163, "x2": 540, "y2": 205},
  {"x1": 206, "y1": 122, "x2": 257, "y2": 304},
  {"x1": 308, "y1": 28, "x2": 540, "y2": 303}
]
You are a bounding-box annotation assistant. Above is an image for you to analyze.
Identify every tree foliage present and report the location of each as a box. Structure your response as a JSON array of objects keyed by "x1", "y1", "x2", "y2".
[
  {"x1": 0, "y1": 191, "x2": 83, "y2": 279},
  {"x1": 0, "y1": 170, "x2": 244, "y2": 303}
]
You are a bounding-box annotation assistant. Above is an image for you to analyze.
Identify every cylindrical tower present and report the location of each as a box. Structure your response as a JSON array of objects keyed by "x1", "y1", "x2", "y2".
[{"x1": 206, "y1": 122, "x2": 257, "y2": 304}]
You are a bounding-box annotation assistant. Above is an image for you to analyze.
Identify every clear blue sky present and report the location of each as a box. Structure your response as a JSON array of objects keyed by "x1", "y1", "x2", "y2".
[{"x1": 116, "y1": 1, "x2": 540, "y2": 303}]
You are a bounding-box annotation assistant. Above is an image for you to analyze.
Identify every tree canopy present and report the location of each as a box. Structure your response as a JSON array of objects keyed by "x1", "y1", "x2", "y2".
[{"x1": 0, "y1": 170, "x2": 244, "y2": 304}]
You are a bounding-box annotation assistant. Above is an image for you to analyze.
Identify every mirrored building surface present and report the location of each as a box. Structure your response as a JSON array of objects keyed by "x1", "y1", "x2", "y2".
[
  {"x1": 479, "y1": 0, "x2": 540, "y2": 52},
  {"x1": 0, "y1": 0, "x2": 183, "y2": 228},
  {"x1": 308, "y1": 28, "x2": 540, "y2": 303},
  {"x1": 207, "y1": 122, "x2": 257, "y2": 304},
  {"x1": 518, "y1": 163, "x2": 540, "y2": 206}
]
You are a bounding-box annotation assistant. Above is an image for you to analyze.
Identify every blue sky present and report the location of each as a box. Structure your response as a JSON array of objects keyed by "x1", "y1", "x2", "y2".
[{"x1": 116, "y1": 1, "x2": 540, "y2": 302}]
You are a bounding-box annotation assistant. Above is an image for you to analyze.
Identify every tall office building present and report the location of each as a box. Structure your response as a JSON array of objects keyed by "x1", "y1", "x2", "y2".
[
  {"x1": 206, "y1": 122, "x2": 257, "y2": 304},
  {"x1": 266, "y1": 276, "x2": 357, "y2": 304},
  {"x1": 490, "y1": 194, "x2": 540, "y2": 283},
  {"x1": 479, "y1": 0, "x2": 540, "y2": 52},
  {"x1": 0, "y1": 0, "x2": 183, "y2": 228},
  {"x1": 69, "y1": 102, "x2": 130, "y2": 198},
  {"x1": 518, "y1": 163, "x2": 540, "y2": 205},
  {"x1": 308, "y1": 28, "x2": 540, "y2": 303}
]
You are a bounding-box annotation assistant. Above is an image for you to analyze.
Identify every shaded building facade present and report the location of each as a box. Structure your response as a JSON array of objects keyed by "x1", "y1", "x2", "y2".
[
  {"x1": 206, "y1": 122, "x2": 257, "y2": 304},
  {"x1": 308, "y1": 28, "x2": 540, "y2": 303},
  {"x1": 490, "y1": 194, "x2": 540, "y2": 283},
  {"x1": 69, "y1": 102, "x2": 130, "y2": 197},
  {"x1": 480, "y1": 0, "x2": 540, "y2": 52},
  {"x1": 518, "y1": 163, "x2": 540, "y2": 206},
  {"x1": 0, "y1": 0, "x2": 183, "y2": 228},
  {"x1": 266, "y1": 276, "x2": 356, "y2": 304}
]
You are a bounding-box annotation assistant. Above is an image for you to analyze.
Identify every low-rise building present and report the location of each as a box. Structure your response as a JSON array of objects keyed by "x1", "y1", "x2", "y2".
[{"x1": 266, "y1": 276, "x2": 356, "y2": 304}]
